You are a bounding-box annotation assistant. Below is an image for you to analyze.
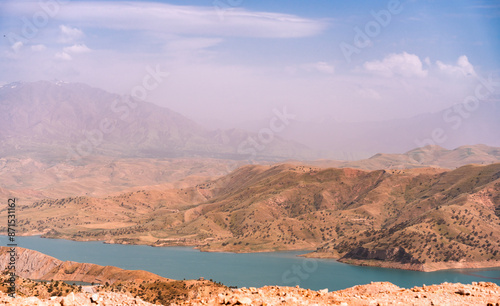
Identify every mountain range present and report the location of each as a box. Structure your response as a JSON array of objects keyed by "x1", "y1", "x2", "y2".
[
  {"x1": 0, "y1": 81, "x2": 313, "y2": 162},
  {"x1": 1, "y1": 80, "x2": 499, "y2": 162}
]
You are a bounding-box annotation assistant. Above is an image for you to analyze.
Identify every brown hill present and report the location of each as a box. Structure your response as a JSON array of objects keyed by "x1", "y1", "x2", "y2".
[
  {"x1": 1, "y1": 144, "x2": 497, "y2": 204},
  {"x1": 0, "y1": 248, "x2": 226, "y2": 305},
  {"x1": 0, "y1": 247, "x2": 167, "y2": 284},
  {"x1": 7, "y1": 163, "x2": 500, "y2": 271}
]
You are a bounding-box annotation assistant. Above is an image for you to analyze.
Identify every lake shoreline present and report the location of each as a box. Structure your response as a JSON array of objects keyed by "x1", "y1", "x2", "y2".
[
  {"x1": 4, "y1": 235, "x2": 500, "y2": 291},
  {"x1": 8, "y1": 234, "x2": 500, "y2": 273}
]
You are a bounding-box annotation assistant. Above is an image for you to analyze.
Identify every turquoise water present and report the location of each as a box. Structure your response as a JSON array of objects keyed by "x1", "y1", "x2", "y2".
[{"x1": 3, "y1": 236, "x2": 499, "y2": 291}]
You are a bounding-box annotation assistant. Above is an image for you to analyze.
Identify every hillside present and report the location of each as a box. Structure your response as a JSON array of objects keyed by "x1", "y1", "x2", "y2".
[
  {"x1": 0, "y1": 247, "x2": 226, "y2": 305},
  {"x1": 0, "y1": 156, "x2": 242, "y2": 200},
  {"x1": 0, "y1": 247, "x2": 168, "y2": 284},
  {"x1": 2, "y1": 144, "x2": 498, "y2": 203},
  {"x1": 0, "y1": 144, "x2": 497, "y2": 204},
  {"x1": 6, "y1": 162, "x2": 500, "y2": 271}
]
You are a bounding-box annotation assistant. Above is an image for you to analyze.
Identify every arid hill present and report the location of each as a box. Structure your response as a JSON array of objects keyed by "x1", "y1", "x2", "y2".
[
  {"x1": 1, "y1": 144, "x2": 497, "y2": 203},
  {"x1": 0, "y1": 248, "x2": 226, "y2": 305},
  {"x1": 0, "y1": 247, "x2": 167, "y2": 284},
  {"x1": 6, "y1": 162, "x2": 500, "y2": 271},
  {"x1": 0, "y1": 156, "x2": 242, "y2": 200}
]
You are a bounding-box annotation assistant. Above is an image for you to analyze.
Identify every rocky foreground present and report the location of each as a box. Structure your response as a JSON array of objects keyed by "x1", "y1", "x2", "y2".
[{"x1": 1, "y1": 281, "x2": 500, "y2": 306}]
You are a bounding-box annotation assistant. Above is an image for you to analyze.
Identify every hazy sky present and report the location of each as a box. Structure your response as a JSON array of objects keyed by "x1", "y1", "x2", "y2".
[{"x1": 1, "y1": 0, "x2": 499, "y2": 126}]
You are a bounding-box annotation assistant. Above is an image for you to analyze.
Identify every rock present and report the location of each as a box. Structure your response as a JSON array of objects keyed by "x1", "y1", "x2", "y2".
[
  {"x1": 455, "y1": 289, "x2": 471, "y2": 296},
  {"x1": 237, "y1": 297, "x2": 253, "y2": 305},
  {"x1": 285, "y1": 296, "x2": 297, "y2": 303},
  {"x1": 61, "y1": 292, "x2": 75, "y2": 306},
  {"x1": 318, "y1": 288, "x2": 328, "y2": 294}
]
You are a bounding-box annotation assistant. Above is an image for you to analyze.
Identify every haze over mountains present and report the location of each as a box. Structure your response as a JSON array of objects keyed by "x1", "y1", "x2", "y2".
[
  {"x1": 0, "y1": 81, "x2": 313, "y2": 162},
  {"x1": 1, "y1": 80, "x2": 499, "y2": 162},
  {"x1": 283, "y1": 100, "x2": 500, "y2": 159},
  {"x1": 302, "y1": 145, "x2": 500, "y2": 170}
]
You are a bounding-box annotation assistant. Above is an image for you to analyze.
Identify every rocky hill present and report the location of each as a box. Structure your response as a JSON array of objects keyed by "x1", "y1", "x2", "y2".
[
  {"x1": 0, "y1": 247, "x2": 167, "y2": 284},
  {"x1": 1, "y1": 275, "x2": 499, "y2": 306},
  {"x1": 7, "y1": 162, "x2": 500, "y2": 271},
  {"x1": 174, "y1": 282, "x2": 500, "y2": 306},
  {"x1": 0, "y1": 267, "x2": 225, "y2": 305}
]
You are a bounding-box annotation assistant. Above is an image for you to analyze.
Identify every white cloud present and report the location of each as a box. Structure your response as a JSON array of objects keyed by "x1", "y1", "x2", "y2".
[
  {"x1": 286, "y1": 62, "x2": 335, "y2": 75},
  {"x1": 31, "y1": 44, "x2": 47, "y2": 52},
  {"x1": 49, "y1": 2, "x2": 327, "y2": 38},
  {"x1": 12, "y1": 41, "x2": 23, "y2": 52},
  {"x1": 436, "y1": 55, "x2": 476, "y2": 77},
  {"x1": 165, "y1": 38, "x2": 223, "y2": 53},
  {"x1": 304, "y1": 62, "x2": 335, "y2": 74},
  {"x1": 59, "y1": 25, "x2": 84, "y2": 43},
  {"x1": 63, "y1": 44, "x2": 91, "y2": 54},
  {"x1": 55, "y1": 52, "x2": 72, "y2": 61},
  {"x1": 364, "y1": 52, "x2": 428, "y2": 78}
]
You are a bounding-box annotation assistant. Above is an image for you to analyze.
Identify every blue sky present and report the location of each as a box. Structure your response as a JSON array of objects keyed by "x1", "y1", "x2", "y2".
[{"x1": 1, "y1": 0, "x2": 499, "y2": 125}]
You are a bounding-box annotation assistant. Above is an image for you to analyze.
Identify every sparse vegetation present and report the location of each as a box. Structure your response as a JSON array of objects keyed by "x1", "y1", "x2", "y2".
[{"x1": 2, "y1": 163, "x2": 500, "y2": 270}]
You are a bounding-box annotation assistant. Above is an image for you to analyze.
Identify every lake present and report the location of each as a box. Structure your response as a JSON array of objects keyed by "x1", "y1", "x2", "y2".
[{"x1": 3, "y1": 235, "x2": 500, "y2": 291}]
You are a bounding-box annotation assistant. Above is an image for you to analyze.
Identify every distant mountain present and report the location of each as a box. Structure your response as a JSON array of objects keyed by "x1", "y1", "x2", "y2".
[
  {"x1": 277, "y1": 101, "x2": 500, "y2": 159},
  {"x1": 2, "y1": 81, "x2": 497, "y2": 163},
  {"x1": 0, "y1": 81, "x2": 315, "y2": 162},
  {"x1": 299, "y1": 144, "x2": 500, "y2": 170}
]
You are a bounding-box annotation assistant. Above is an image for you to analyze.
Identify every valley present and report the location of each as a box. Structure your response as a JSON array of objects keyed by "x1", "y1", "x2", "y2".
[
  {"x1": 2, "y1": 0, "x2": 500, "y2": 302},
  {"x1": 3, "y1": 161, "x2": 499, "y2": 272}
]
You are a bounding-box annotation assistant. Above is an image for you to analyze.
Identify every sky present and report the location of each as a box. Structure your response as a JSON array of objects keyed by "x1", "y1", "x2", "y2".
[{"x1": 1, "y1": 0, "x2": 499, "y2": 127}]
